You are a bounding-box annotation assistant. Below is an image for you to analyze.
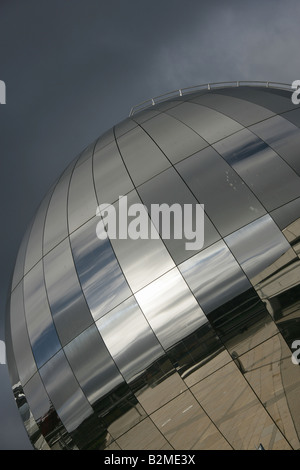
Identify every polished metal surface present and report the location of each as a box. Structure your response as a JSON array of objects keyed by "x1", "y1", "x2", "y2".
[{"x1": 5, "y1": 85, "x2": 300, "y2": 450}]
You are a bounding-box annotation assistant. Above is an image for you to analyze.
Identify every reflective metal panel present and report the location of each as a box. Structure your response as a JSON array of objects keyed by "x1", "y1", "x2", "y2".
[
  {"x1": 270, "y1": 198, "x2": 300, "y2": 230},
  {"x1": 23, "y1": 372, "x2": 72, "y2": 449},
  {"x1": 114, "y1": 118, "x2": 137, "y2": 138},
  {"x1": 11, "y1": 218, "x2": 34, "y2": 291},
  {"x1": 43, "y1": 239, "x2": 93, "y2": 346},
  {"x1": 249, "y1": 116, "x2": 300, "y2": 175},
  {"x1": 39, "y1": 350, "x2": 93, "y2": 433},
  {"x1": 225, "y1": 214, "x2": 291, "y2": 281},
  {"x1": 132, "y1": 108, "x2": 161, "y2": 124},
  {"x1": 176, "y1": 146, "x2": 266, "y2": 236},
  {"x1": 135, "y1": 267, "x2": 207, "y2": 351},
  {"x1": 10, "y1": 282, "x2": 37, "y2": 385},
  {"x1": 24, "y1": 186, "x2": 54, "y2": 274},
  {"x1": 138, "y1": 113, "x2": 208, "y2": 164},
  {"x1": 76, "y1": 141, "x2": 96, "y2": 167},
  {"x1": 151, "y1": 390, "x2": 232, "y2": 450},
  {"x1": 93, "y1": 128, "x2": 115, "y2": 153},
  {"x1": 108, "y1": 191, "x2": 175, "y2": 293},
  {"x1": 92, "y1": 383, "x2": 146, "y2": 442},
  {"x1": 213, "y1": 129, "x2": 300, "y2": 211},
  {"x1": 97, "y1": 297, "x2": 187, "y2": 414},
  {"x1": 207, "y1": 287, "x2": 278, "y2": 357},
  {"x1": 64, "y1": 324, "x2": 123, "y2": 405},
  {"x1": 97, "y1": 297, "x2": 165, "y2": 383},
  {"x1": 68, "y1": 156, "x2": 98, "y2": 233},
  {"x1": 138, "y1": 167, "x2": 220, "y2": 264},
  {"x1": 70, "y1": 216, "x2": 132, "y2": 321},
  {"x1": 116, "y1": 126, "x2": 170, "y2": 187},
  {"x1": 179, "y1": 240, "x2": 251, "y2": 313},
  {"x1": 215, "y1": 87, "x2": 295, "y2": 114},
  {"x1": 93, "y1": 139, "x2": 134, "y2": 206},
  {"x1": 43, "y1": 165, "x2": 74, "y2": 255},
  {"x1": 190, "y1": 92, "x2": 275, "y2": 126},
  {"x1": 166, "y1": 102, "x2": 243, "y2": 144},
  {"x1": 23, "y1": 261, "x2": 61, "y2": 368},
  {"x1": 281, "y1": 108, "x2": 300, "y2": 128},
  {"x1": 191, "y1": 361, "x2": 291, "y2": 450}
]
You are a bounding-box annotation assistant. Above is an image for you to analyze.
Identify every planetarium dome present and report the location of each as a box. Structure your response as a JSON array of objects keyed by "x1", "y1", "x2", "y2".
[{"x1": 5, "y1": 81, "x2": 300, "y2": 450}]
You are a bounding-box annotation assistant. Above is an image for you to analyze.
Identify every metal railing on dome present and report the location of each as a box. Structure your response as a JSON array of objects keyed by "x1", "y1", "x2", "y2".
[{"x1": 129, "y1": 80, "x2": 293, "y2": 116}]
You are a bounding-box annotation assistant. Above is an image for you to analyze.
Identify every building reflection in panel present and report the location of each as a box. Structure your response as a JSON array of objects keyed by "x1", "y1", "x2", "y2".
[
  {"x1": 108, "y1": 191, "x2": 175, "y2": 293},
  {"x1": 63, "y1": 323, "x2": 147, "y2": 449},
  {"x1": 44, "y1": 238, "x2": 94, "y2": 346},
  {"x1": 97, "y1": 296, "x2": 187, "y2": 414},
  {"x1": 176, "y1": 146, "x2": 266, "y2": 237},
  {"x1": 213, "y1": 128, "x2": 300, "y2": 211},
  {"x1": 151, "y1": 390, "x2": 232, "y2": 450},
  {"x1": 137, "y1": 166, "x2": 220, "y2": 265},
  {"x1": 236, "y1": 334, "x2": 300, "y2": 449},
  {"x1": 12, "y1": 380, "x2": 49, "y2": 450},
  {"x1": 24, "y1": 261, "x2": 61, "y2": 369},
  {"x1": 137, "y1": 112, "x2": 208, "y2": 164},
  {"x1": 225, "y1": 214, "x2": 300, "y2": 349},
  {"x1": 70, "y1": 217, "x2": 132, "y2": 321},
  {"x1": 283, "y1": 219, "x2": 300, "y2": 258},
  {"x1": 115, "y1": 417, "x2": 173, "y2": 450},
  {"x1": 39, "y1": 350, "x2": 93, "y2": 434},
  {"x1": 191, "y1": 361, "x2": 291, "y2": 450},
  {"x1": 23, "y1": 372, "x2": 75, "y2": 450},
  {"x1": 179, "y1": 240, "x2": 277, "y2": 357},
  {"x1": 249, "y1": 115, "x2": 300, "y2": 175}
]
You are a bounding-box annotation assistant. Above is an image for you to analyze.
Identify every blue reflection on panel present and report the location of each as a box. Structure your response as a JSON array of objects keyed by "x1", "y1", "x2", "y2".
[
  {"x1": 70, "y1": 217, "x2": 132, "y2": 321},
  {"x1": 24, "y1": 262, "x2": 61, "y2": 369}
]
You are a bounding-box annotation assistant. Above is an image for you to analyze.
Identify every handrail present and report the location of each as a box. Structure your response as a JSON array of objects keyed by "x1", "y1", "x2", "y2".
[{"x1": 129, "y1": 80, "x2": 293, "y2": 116}]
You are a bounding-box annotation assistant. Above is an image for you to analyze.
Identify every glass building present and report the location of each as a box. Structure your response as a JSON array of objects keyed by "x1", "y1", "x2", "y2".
[{"x1": 5, "y1": 83, "x2": 300, "y2": 450}]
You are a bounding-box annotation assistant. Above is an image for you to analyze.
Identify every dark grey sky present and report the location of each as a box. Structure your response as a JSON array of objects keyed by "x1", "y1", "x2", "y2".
[{"x1": 0, "y1": 0, "x2": 299, "y2": 450}]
